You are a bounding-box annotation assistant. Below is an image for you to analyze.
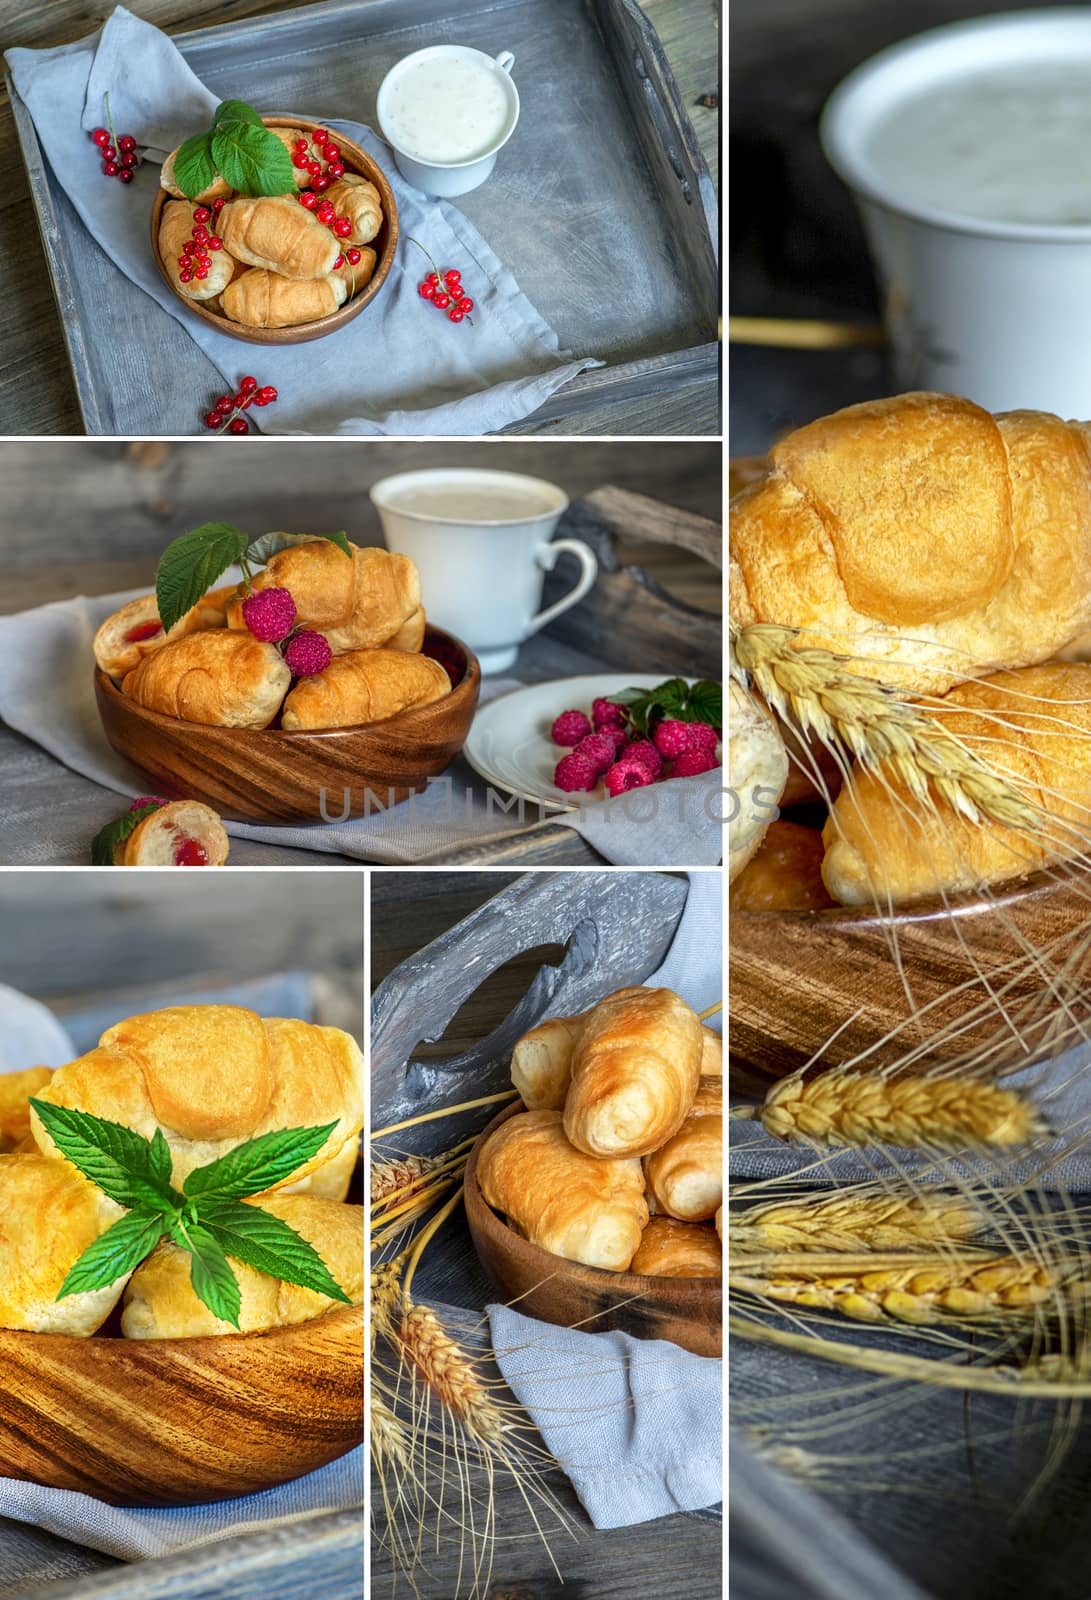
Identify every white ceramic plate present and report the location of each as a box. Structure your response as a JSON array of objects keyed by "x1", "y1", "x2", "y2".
[{"x1": 462, "y1": 674, "x2": 678, "y2": 811}]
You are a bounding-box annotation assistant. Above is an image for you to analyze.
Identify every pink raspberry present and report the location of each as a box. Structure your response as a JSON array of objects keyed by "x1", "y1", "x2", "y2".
[
  {"x1": 626, "y1": 738, "x2": 663, "y2": 779},
  {"x1": 242, "y1": 586, "x2": 297, "y2": 642},
  {"x1": 554, "y1": 751, "x2": 598, "y2": 792},
  {"x1": 284, "y1": 629, "x2": 333, "y2": 677},
  {"x1": 669, "y1": 750, "x2": 720, "y2": 778},
  {"x1": 573, "y1": 731, "x2": 617, "y2": 776},
  {"x1": 653, "y1": 718, "x2": 697, "y2": 759},
  {"x1": 688, "y1": 722, "x2": 720, "y2": 756},
  {"x1": 551, "y1": 708, "x2": 593, "y2": 746},
  {"x1": 130, "y1": 796, "x2": 167, "y2": 811},
  {"x1": 593, "y1": 697, "x2": 626, "y2": 729},
  {"x1": 600, "y1": 723, "x2": 629, "y2": 753},
  {"x1": 604, "y1": 754, "x2": 654, "y2": 797}
]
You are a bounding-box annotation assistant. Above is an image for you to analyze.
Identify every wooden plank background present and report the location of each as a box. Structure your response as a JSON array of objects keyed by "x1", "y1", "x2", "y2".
[{"x1": 0, "y1": 0, "x2": 720, "y2": 438}]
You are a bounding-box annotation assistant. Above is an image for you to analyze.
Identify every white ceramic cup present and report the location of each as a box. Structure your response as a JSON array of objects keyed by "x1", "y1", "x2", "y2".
[
  {"x1": 821, "y1": 9, "x2": 1091, "y2": 415},
  {"x1": 369, "y1": 469, "x2": 597, "y2": 673},
  {"x1": 376, "y1": 45, "x2": 520, "y2": 198}
]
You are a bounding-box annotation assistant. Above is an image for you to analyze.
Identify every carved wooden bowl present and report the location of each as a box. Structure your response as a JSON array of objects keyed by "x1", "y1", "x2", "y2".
[
  {"x1": 0, "y1": 1304, "x2": 363, "y2": 1505},
  {"x1": 95, "y1": 625, "x2": 481, "y2": 824},
  {"x1": 150, "y1": 115, "x2": 398, "y2": 345},
  {"x1": 464, "y1": 1104, "x2": 721, "y2": 1358}
]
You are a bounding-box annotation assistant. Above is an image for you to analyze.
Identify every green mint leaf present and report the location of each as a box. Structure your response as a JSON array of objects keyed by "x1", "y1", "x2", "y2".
[
  {"x1": 90, "y1": 801, "x2": 162, "y2": 867},
  {"x1": 245, "y1": 530, "x2": 353, "y2": 567},
  {"x1": 684, "y1": 679, "x2": 722, "y2": 731},
  {"x1": 172, "y1": 130, "x2": 218, "y2": 201},
  {"x1": 156, "y1": 522, "x2": 250, "y2": 635},
  {"x1": 211, "y1": 122, "x2": 294, "y2": 197},
  {"x1": 196, "y1": 1197, "x2": 352, "y2": 1304},
  {"x1": 173, "y1": 1216, "x2": 242, "y2": 1328},
  {"x1": 182, "y1": 1122, "x2": 339, "y2": 1201},
  {"x1": 148, "y1": 1127, "x2": 174, "y2": 1190},
  {"x1": 29, "y1": 1100, "x2": 182, "y2": 1211},
  {"x1": 57, "y1": 1208, "x2": 169, "y2": 1300},
  {"x1": 214, "y1": 98, "x2": 264, "y2": 130}
]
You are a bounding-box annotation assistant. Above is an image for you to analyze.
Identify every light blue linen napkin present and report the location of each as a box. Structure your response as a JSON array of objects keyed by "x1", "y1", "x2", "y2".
[{"x1": 5, "y1": 7, "x2": 599, "y2": 437}]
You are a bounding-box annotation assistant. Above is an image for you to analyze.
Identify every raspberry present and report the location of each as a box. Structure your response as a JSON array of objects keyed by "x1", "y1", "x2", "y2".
[
  {"x1": 573, "y1": 731, "x2": 617, "y2": 776},
  {"x1": 626, "y1": 739, "x2": 663, "y2": 779},
  {"x1": 604, "y1": 755, "x2": 654, "y2": 797},
  {"x1": 669, "y1": 750, "x2": 720, "y2": 778},
  {"x1": 600, "y1": 723, "x2": 629, "y2": 754},
  {"x1": 653, "y1": 718, "x2": 696, "y2": 759},
  {"x1": 242, "y1": 587, "x2": 296, "y2": 642},
  {"x1": 551, "y1": 709, "x2": 592, "y2": 746},
  {"x1": 554, "y1": 752, "x2": 598, "y2": 792},
  {"x1": 592, "y1": 697, "x2": 626, "y2": 728},
  {"x1": 130, "y1": 796, "x2": 167, "y2": 811},
  {"x1": 284, "y1": 630, "x2": 333, "y2": 677},
  {"x1": 688, "y1": 722, "x2": 720, "y2": 756}
]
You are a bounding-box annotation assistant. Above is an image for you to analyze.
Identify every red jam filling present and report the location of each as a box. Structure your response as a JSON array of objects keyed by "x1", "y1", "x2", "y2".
[
  {"x1": 125, "y1": 621, "x2": 163, "y2": 643},
  {"x1": 173, "y1": 836, "x2": 209, "y2": 867}
]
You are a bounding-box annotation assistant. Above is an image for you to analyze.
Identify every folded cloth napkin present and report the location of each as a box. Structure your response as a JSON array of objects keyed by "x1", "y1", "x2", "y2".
[
  {"x1": 0, "y1": 971, "x2": 363, "y2": 1561},
  {"x1": 0, "y1": 590, "x2": 723, "y2": 867},
  {"x1": 5, "y1": 7, "x2": 599, "y2": 437},
  {"x1": 489, "y1": 871, "x2": 723, "y2": 1529}
]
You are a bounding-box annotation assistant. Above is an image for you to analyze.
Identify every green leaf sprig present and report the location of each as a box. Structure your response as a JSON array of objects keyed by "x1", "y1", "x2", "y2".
[
  {"x1": 30, "y1": 1100, "x2": 353, "y2": 1328},
  {"x1": 90, "y1": 800, "x2": 164, "y2": 867},
  {"x1": 155, "y1": 525, "x2": 352, "y2": 635},
  {"x1": 612, "y1": 677, "x2": 723, "y2": 737},
  {"x1": 173, "y1": 98, "x2": 294, "y2": 201}
]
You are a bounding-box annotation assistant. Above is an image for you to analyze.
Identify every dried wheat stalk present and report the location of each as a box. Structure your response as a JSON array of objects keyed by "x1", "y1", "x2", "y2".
[
  {"x1": 371, "y1": 1153, "x2": 442, "y2": 1206},
  {"x1": 396, "y1": 1302, "x2": 507, "y2": 1445},
  {"x1": 370, "y1": 1395, "x2": 411, "y2": 1471},
  {"x1": 730, "y1": 1188, "x2": 987, "y2": 1253}
]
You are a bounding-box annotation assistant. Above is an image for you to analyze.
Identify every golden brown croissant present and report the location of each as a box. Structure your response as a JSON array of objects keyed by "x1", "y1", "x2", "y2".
[
  {"x1": 729, "y1": 820, "x2": 833, "y2": 912},
  {"x1": 159, "y1": 200, "x2": 238, "y2": 301},
  {"x1": 564, "y1": 987, "x2": 704, "y2": 1159},
  {"x1": 219, "y1": 196, "x2": 341, "y2": 279},
  {"x1": 226, "y1": 542, "x2": 422, "y2": 654},
  {"x1": 731, "y1": 393, "x2": 1091, "y2": 694},
  {"x1": 700, "y1": 1026, "x2": 722, "y2": 1077},
  {"x1": 282, "y1": 1135, "x2": 358, "y2": 1201},
  {"x1": 281, "y1": 648, "x2": 450, "y2": 731},
  {"x1": 115, "y1": 801, "x2": 230, "y2": 867},
  {"x1": 0, "y1": 1153, "x2": 125, "y2": 1334},
  {"x1": 122, "y1": 630, "x2": 290, "y2": 729},
  {"x1": 325, "y1": 174, "x2": 383, "y2": 244},
  {"x1": 477, "y1": 1109, "x2": 648, "y2": 1271},
  {"x1": 121, "y1": 1195, "x2": 364, "y2": 1338},
  {"x1": 93, "y1": 588, "x2": 230, "y2": 683},
  {"x1": 387, "y1": 607, "x2": 426, "y2": 652},
  {"x1": 223, "y1": 268, "x2": 347, "y2": 328},
  {"x1": 643, "y1": 1078, "x2": 722, "y2": 1222},
  {"x1": 0, "y1": 1067, "x2": 52, "y2": 1152},
  {"x1": 159, "y1": 148, "x2": 231, "y2": 203},
  {"x1": 729, "y1": 680, "x2": 788, "y2": 882},
  {"x1": 822, "y1": 662, "x2": 1091, "y2": 904},
  {"x1": 630, "y1": 1217, "x2": 722, "y2": 1278},
  {"x1": 31, "y1": 1006, "x2": 364, "y2": 1189},
  {"x1": 511, "y1": 1006, "x2": 720, "y2": 1110},
  {"x1": 332, "y1": 248, "x2": 377, "y2": 299}
]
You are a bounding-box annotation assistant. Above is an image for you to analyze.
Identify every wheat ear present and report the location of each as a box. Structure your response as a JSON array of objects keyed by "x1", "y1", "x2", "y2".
[
  {"x1": 730, "y1": 1188, "x2": 987, "y2": 1253},
  {"x1": 397, "y1": 1302, "x2": 507, "y2": 1445},
  {"x1": 370, "y1": 1153, "x2": 442, "y2": 1205},
  {"x1": 370, "y1": 1395, "x2": 411, "y2": 1471}
]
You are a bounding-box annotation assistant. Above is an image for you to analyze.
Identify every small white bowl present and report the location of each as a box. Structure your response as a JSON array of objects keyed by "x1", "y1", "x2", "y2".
[{"x1": 377, "y1": 44, "x2": 520, "y2": 197}]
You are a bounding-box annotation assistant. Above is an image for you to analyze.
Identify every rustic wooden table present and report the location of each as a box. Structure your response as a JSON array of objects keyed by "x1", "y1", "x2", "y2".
[
  {"x1": 0, "y1": 438, "x2": 721, "y2": 867},
  {"x1": 370, "y1": 871, "x2": 722, "y2": 1600},
  {"x1": 0, "y1": 0, "x2": 720, "y2": 439}
]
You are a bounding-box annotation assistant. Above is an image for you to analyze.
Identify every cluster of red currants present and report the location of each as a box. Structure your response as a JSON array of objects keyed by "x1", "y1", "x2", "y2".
[
  {"x1": 418, "y1": 267, "x2": 474, "y2": 324},
  {"x1": 201, "y1": 375, "x2": 278, "y2": 435},
  {"x1": 178, "y1": 202, "x2": 227, "y2": 286},
  {"x1": 90, "y1": 125, "x2": 139, "y2": 183},
  {"x1": 293, "y1": 130, "x2": 361, "y2": 272}
]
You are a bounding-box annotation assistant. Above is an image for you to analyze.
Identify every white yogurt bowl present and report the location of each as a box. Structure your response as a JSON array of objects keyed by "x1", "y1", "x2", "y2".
[
  {"x1": 821, "y1": 8, "x2": 1091, "y2": 415},
  {"x1": 377, "y1": 45, "x2": 520, "y2": 198}
]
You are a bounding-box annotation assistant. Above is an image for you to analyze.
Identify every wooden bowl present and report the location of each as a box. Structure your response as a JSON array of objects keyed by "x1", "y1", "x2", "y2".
[
  {"x1": 730, "y1": 866, "x2": 1091, "y2": 1083},
  {"x1": 95, "y1": 625, "x2": 481, "y2": 824},
  {"x1": 150, "y1": 115, "x2": 398, "y2": 345},
  {"x1": 0, "y1": 1305, "x2": 363, "y2": 1506},
  {"x1": 464, "y1": 1105, "x2": 721, "y2": 1358}
]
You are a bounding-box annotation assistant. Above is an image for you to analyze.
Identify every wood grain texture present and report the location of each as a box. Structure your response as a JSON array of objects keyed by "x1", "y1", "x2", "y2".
[
  {"x1": 465, "y1": 1102, "x2": 721, "y2": 1357},
  {"x1": 0, "y1": 1306, "x2": 363, "y2": 1506}
]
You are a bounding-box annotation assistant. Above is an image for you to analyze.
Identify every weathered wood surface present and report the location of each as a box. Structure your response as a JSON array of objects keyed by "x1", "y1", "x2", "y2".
[
  {"x1": 370, "y1": 871, "x2": 721, "y2": 1599},
  {"x1": 1, "y1": 0, "x2": 719, "y2": 438}
]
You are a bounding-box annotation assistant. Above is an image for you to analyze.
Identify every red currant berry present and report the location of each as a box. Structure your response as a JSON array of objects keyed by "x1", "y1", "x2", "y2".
[
  {"x1": 316, "y1": 200, "x2": 335, "y2": 221},
  {"x1": 181, "y1": 240, "x2": 195, "y2": 255},
  {"x1": 299, "y1": 191, "x2": 318, "y2": 210},
  {"x1": 234, "y1": 393, "x2": 251, "y2": 410},
  {"x1": 121, "y1": 151, "x2": 139, "y2": 169},
  {"x1": 312, "y1": 174, "x2": 330, "y2": 193},
  {"x1": 194, "y1": 265, "x2": 209, "y2": 279},
  {"x1": 433, "y1": 292, "x2": 450, "y2": 309},
  {"x1": 259, "y1": 385, "x2": 277, "y2": 403},
  {"x1": 444, "y1": 269, "x2": 461, "y2": 287},
  {"x1": 313, "y1": 128, "x2": 328, "y2": 144},
  {"x1": 458, "y1": 296, "x2": 474, "y2": 312},
  {"x1": 346, "y1": 247, "x2": 362, "y2": 265},
  {"x1": 215, "y1": 395, "x2": 234, "y2": 415},
  {"x1": 426, "y1": 272, "x2": 439, "y2": 286},
  {"x1": 118, "y1": 135, "x2": 136, "y2": 153},
  {"x1": 322, "y1": 143, "x2": 340, "y2": 161},
  {"x1": 203, "y1": 411, "x2": 220, "y2": 429},
  {"x1": 333, "y1": 216, "x2": 352, "y2": 238},
  {"x1": 103, "y1": 160, "x2": 119, "y2": 177},
  {"x1": 293, "y1": 153, "x2": 311, "y2": 169},
  {"x1": 193, "y1": 206, "x2": 210, "y2": 223},
  {"x1": 418, "y1": 281, "x2": 435, "y2": 299},
  {"x1": 308, "y1": 160, "x2": 323, "y2": 177},
  {"x1": 179, "y1": 269, "x2": 193, "y2": 284},
  {"x1": 192, "y1": 224, "x2": 208, "y2": 240},
  {"x1": 118, "y1": 170, "x2": 134, "y2": 183},
  {"x1": 91, "y1": 128, "x2": 109, "y2": 147},
  {"x1": 212, "y1": 197, "x2": 226, "y2": 213},
  {"x1": 448, "y1": 308, "x2": 465, "y2": 322},
  {"x1": 239, "y1": 376, "x2": 258, "y2": 395},
  {"x1": 103, "y1": 145, "x2": 116, "y2": 162},
  {"x1": 207, "y1": 236, "x2": 223, "y2": 250},
  {"x1": 228, "y1": 417, "x2": 248, "y2": 435},
  {"x1": 327, "y1": 161, "x2": 345, "y2": 179},
  {"x1": 332, "y1": 253, "x2": 345, "y2": 268}
]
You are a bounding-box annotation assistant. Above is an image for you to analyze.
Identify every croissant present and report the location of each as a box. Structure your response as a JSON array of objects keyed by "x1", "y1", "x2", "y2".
[
  {"x1": 729, "y1": 820, "x2": 833, "y2": 912},
  {"x1": 511, "y1": 1008, "x2": 720, "y2": 1110},
  {"x1": 269, "y1": 127, "x2": 323, "y2": 189},
  {"x1": 115, "y1": 801, "x2": 230, "y2": 867},
  {"x1": 731, "y1": 393, "x2": 1091, "y2": 694},
  {"x1": 282, "y1": 1134, "x2": 358, "y2": 1201},
  {"x1": 219, "y1": 196, "x2": 341, "y2": 279},
  {"x1": 226, "y1": 542, "x2": 421, "y2": 653},
  {"x1": 630, "y1": 1217, "x2": 722, "y2": 1279},
  {"x1": 325, "y1": 174, "x2": 383, "y2": 245},
  {"x1": 729, "y1": 680, "x2": 787, "y2": 882},
  {"x1": 0, "y1": 1067, "x2": 52, "y2": 1152},
  {"x1": 700, "y1": 1027, "x2": 722, "y2": 1077},
  {"x1": 822, "y1": 662, "x2": 1091, "y2": 904},
  {"x1": 223, "y1": 268, "x2": 347, "y2": 328},
  {"x1": 563, "y1": 987, "x2": 703, "y2": 1159},
  {"x1": 122, "y1": 630, "x2": 291, "y2": 729},
  {"x1": 281, "y1": 648, "x2": 450, "y2": 731},
  {"x1": 158, "y1": 200, "x2": 238, "y2": 301},
  {"x1": 93, "y1": 587, "x2": 231, "y2": 682},
  {"x1": 0, "y1": 1153, "x2": 124, "y2": 1334},
  {"x1": 121, "y1": 1196, "x2": 364, "y2": 1338},
  {"x1": 332, "y1": 247, "x2": 377, "y2": 298},
  {"x1": 477, "y1": 1109, "x2": 648, "y2": 1271},
  {"x1": 159, "y1": 148, "x2": 231, "y2": 203},
  {"x1": 387, "y1": 607, "x2": 426, "y2": 652},
  {"x1": 643, "y1": 1078, "x2": 722, "y2": 1222}
]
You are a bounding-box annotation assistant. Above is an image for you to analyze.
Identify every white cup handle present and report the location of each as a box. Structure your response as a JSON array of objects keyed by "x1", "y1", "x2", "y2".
[
  {"x1": 495, "y1": 51, "x2": 515, "y2": 74},
  {"x1": 527, "y1": 539, "x2": 598, "y2": 637}
]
